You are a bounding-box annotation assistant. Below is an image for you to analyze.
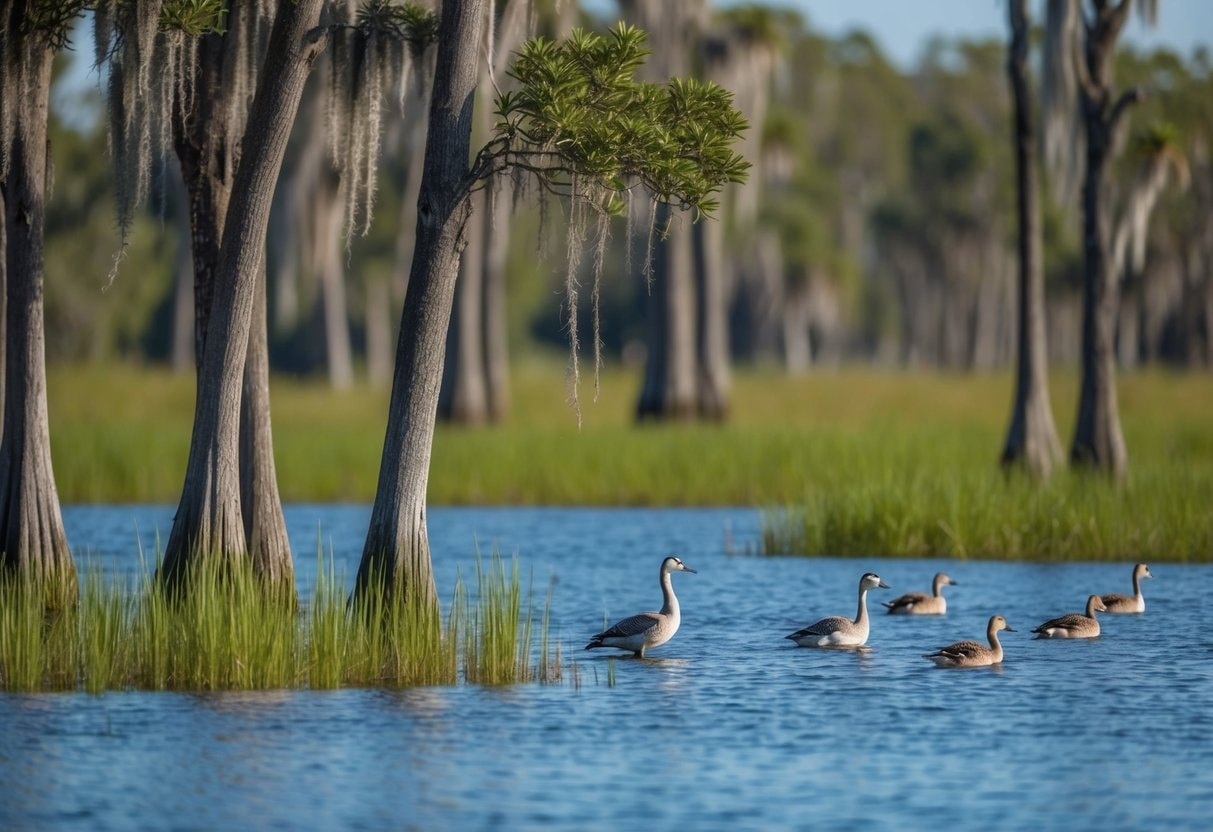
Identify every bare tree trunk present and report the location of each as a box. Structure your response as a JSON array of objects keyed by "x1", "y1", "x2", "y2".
[
  {"x1": 356, "y1": 0, "x2": 484, "y2": 604},
  {"x1": 317, "y1": 170, "x2": 354, "y2": 389},
  {"x1": 694, "y1": 215, "x2": 730, "y2": 420},
  {"x1": 637, "y1": 208, "x2": 697, "y2": 421},
  {"x1": 366, "y1": 276, "x2": 393, "y2": 387},
  {"x1": 483, "y1": 177, "x2": 513, "y2": 422},
  {"x1": 172, "y1": 24, "x2": 292, "y2": 583},
  {"x1": 782, "y1": 284, "x2": 812, "y2": 375},
  {"x1": 162, "y1": 0, "x2": 327, "y2": 581},
  {"x1": 1, "y1": 190, "x2": 6, "y2": 424},
  {"x1": 241, "y1": 261, "x2": 293, "y2": 595},
  {"x1": 1069, "y1": 1, "x2": 1134, "y2": 480},
  {"x1": 0, "y1": 33, "x2": 73, "y2": 596},
  {"x1": 1001, "y1": 0, "x2": 1062, "y2": 478},
  {"x1": 438, "y1": 186, "x2": 488, "y2": 424}
]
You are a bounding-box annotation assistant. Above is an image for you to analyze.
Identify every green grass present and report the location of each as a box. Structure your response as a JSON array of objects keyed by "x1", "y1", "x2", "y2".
[
  {"x1": 46, "y1": 362, "x2": 1213, "y2": 560},
  {"x1": 0, "y1": 550, "x2": 561, "y2": 693}
]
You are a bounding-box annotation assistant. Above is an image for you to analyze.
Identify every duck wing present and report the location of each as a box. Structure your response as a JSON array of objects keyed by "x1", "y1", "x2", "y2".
[
  {"x1": 883, "y1": 592, "x2": 928, "y2": 612},
  {"x1": 786, "y1": 615, "x2": 849, "y2": 640},
  {"x1": 592, "y1": 612, "x2": 660, "y2": 641},
  {"x1": 1032, "y1": 613, "x2": 1088, "y2": 632},
  {"x1": 929, "y1": 639, "x2": 984, "y2": 659}
]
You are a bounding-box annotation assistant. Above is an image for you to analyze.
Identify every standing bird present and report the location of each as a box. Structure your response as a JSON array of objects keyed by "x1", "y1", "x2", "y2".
[
  {"x1": 1032, "y1": 595, "x2": 1107, "y2": 639},
  {"x1": 883, "y1": 572, "x2": 957, "y2": 615},
  {"x1": 585, "y1": 556, "x2": 696, "y2": 657},
  {"x1": 1100, "y1": 563, "x2": 1153, "y2": 614},
  {"x1": 786, "y1": 572, "x2": 890, "y2": 648},
  {"x1": 924, "y1": 615, "x2": 1015, "y2": 668}
]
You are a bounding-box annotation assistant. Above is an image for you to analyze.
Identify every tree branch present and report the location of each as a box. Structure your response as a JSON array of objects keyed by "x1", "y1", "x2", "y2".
[{"x1": 1109, "y1": 85, "x2": 1143, "y2": 132}]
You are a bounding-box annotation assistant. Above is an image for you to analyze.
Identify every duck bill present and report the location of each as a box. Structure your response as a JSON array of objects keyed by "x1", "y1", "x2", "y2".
[
  {"x1": 682, "y1": 566, "x2": 697, "y2": 574},
  {"x1": 878, "y1": 580, "x2": 890, "y2": 589},
  {"x1": 1004, "y1": 626, "x2": 1017, "y2": 632}
]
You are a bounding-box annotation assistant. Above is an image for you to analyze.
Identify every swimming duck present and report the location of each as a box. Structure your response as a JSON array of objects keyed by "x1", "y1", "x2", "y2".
[
  {"x1": 786, "y1": 572, "x2": 890, "y2": 648},
  {"x1": 1032, "y1": 594, "x2": 1106, "y2": 639},
  {"x1": 585, "y1": 556, "x2": 696, "y2": 657},
  {"x1": 924, "y1": 615, "x2": 1014, "y2": 667},
  {"x1": 883, "y1": 572, "x2": 956, "y2": 615},
  {"x1": 1100, "y1": 563, "x2": 1152, "y2": 614}
]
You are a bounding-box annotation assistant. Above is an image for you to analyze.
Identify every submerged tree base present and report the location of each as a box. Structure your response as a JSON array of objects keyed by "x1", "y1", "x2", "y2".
[{"x1": 0, "y1": 551, "x2": 563, "y2": 693}]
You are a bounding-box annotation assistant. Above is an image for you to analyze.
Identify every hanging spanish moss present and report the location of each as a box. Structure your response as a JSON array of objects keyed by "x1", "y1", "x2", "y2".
[
  {"x1": 328, "y1": 0, "x2": 437, "y2": 240},
  {"x1": 96, "y1": 0, "x2": 254, "y2": 252},
  {"x1": 563, "y1": 174, "x2": 586, "y2": 426}
]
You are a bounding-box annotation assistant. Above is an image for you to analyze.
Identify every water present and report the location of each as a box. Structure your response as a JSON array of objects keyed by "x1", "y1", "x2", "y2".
[{"x1": 3, "y1": 505, "x2": 1213, "y2": 830}]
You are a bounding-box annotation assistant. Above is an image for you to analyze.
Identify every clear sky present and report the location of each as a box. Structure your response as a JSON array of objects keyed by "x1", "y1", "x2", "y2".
[
  {"x1": 780, "y1": 0, "x2": 1212, "y2": 67},
  {"x1": 586, "y1": 0, "x2": 1213, "y2": 68}
]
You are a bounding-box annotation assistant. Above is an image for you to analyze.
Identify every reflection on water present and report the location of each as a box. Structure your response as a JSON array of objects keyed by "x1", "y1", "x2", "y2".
[{"x1": 2, "y1": 506, "x2": 1212, "y2": 830}]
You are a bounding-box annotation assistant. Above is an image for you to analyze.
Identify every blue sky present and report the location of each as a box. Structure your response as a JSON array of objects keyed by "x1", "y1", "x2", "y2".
[{"x1": 587, "y1": 0, "x2": 1213, "y2": 68}]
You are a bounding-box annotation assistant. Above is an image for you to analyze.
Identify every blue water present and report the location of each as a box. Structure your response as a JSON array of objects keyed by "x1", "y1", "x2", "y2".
[{"x1": 3, "y1": 505, "x2": 1213, "y2": 830}]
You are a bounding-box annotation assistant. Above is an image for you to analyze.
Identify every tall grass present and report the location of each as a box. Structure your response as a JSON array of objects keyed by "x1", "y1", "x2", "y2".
[{"x1": 0, "y1": 550, "x2": 562, "y2": 693}]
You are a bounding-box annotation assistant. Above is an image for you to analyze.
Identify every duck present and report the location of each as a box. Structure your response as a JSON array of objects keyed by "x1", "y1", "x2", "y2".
[
  {"x1": 786, "y1": 572, "x2": 890, "y2": 648},
  {"x1": 585, "y1": 556, "x2": 696, "y2": 657},
  {"x1": 883, "y1": 572, "x2": 956, "y2": 615},
  {"x1": 1031, "y1": 594, "x2": 1107, "y2": 639},
  {"x1": 924, "y1": 615, "x2": 1014, "y2": 667},
  {"x1": 1100, "y1": 563, "x2": 1152, "y2": 614}
]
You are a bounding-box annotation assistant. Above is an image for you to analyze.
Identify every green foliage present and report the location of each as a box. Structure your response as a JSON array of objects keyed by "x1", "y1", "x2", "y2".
[
  {"x1": 493, "y1": 23, "x2": 750, "y2": 218},
  {"x1": 159, "y1": 0, "x2": 228, "y2": 36}
]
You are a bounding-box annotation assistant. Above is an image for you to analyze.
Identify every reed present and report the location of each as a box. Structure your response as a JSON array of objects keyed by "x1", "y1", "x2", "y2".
[{"x1": 1, "y1": 549, "x2": 563, "y2": 692}]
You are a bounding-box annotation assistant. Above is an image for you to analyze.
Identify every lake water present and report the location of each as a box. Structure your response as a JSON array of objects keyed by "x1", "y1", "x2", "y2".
[{"x1": 3, "y1": 505, "x2": 1212, "y2": 830}]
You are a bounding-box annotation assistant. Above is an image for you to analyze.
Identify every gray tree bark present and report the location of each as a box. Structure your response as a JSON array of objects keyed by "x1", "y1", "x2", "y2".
[
  {"x1": 637, "y1": 208, "x2": 698, "y2": 421},
  {"x1": 356, "y1": 0, "x2": 484, "y2": 604},
  {"x1": 171, "y1": 24, "x2": 293, "y2": 586},
  {"x1": 162, "y1": 0, "x2": 327, "y2": 581},
  {"x1": 438, "y1": 186, "x2": 489, "y2": 425},
  {"x1": 0, "y1": 26, "x2": 73, "y2": 596},
  {"x1": 693, "y1": 215, "x2": 730, "y2": 420},
  {"x1": 1001, "y1": 0, "x2": 1063, "y2": 478},
  {"x1": 483, "y1": 178, "x2": 512, "y2": 421},
  {"x1": 240, "y1": 260, "x2": 293, "y2": 592},
  {"x1": 1069, "y1": 0, "x2": 1135, "y2": 480}
]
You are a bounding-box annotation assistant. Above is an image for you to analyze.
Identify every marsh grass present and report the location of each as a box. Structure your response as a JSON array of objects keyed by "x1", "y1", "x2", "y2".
[{"x1": 1, "y1": 550, "x2": 562, "y2": 692}]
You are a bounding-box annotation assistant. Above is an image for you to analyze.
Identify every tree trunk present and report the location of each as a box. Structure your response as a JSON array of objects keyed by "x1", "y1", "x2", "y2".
[
  {"x1": 1069, "y1": 1, "x2": 1133, "y2": 480},
  {"x1": 171, "y1": 26, "x2": 292, "y2": 583},
  {"x1": 240, "y1": 261, "x2": 294, "y2": 595},
  {"x1": 162, "y1": 0, "x2": 327, "y2": 581},
  {"x1": 636, "y1": 207, "x2": 697, "y2": 421},
  {"x1": 0, "y1": 34, "x2": 73, "y2": 596},
  {"x1": 438, "y1": 186, "x2": 488, "y2": 425},
  {"x1": 483, "y1": 178, "x2": 513, "y2": 422},
  {"x1": 356, "y1": 0, "x2": 484, "y2": 604},
  {"x1": 693, "y1": 214, "x2": 730, "y2": 420},
  {"x1": 317, "y1": 170, "x2": 354, "y2": 389},
  {"x1": 366, "y1": 276, "x2": 393, "y2": 387},
  {"x1": 1001, "y1": 0, "x2": 1062, "y2": 478}
]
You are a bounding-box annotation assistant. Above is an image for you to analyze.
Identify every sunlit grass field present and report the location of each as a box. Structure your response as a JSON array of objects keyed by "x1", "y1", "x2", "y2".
[{"x1": 48, "y1": 361, "x2": 1213, "y2": 560}]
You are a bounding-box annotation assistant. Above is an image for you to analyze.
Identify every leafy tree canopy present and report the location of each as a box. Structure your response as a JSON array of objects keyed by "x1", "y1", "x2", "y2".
[{"x1": 488, "y1": 23, "x2": 750, "y2": 220}]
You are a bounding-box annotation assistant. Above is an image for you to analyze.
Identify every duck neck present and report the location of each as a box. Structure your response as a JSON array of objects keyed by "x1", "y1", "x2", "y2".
[
  {"x1": 855, "y1": 587, "x2": 869, "y2": 625},
  {"x1": 659, "y1": 569, "x2": 679, "y2": 618},
  {"x1": 1085, "y1": 597, "x2": 1100, "y2": 618},
  {"x1": 986, "y1": 625, "x2": 1004, "y2": 661},
  {"x1": 1132, "y1": 571, "x2": 1144, "y2": 602},
  {"x1": 933, "y1": 577, "x2": 944, "y2": 598}
]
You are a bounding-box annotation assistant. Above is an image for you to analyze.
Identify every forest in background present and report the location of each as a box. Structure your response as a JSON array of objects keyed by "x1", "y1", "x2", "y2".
[{"x1": 42, "y1": 2, "x2": 1213, "y2": 382}]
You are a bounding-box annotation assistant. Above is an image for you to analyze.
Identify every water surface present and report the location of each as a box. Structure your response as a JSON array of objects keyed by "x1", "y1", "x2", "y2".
[{"x1": 3, "y1": 506, "x2": 1211, "y2": 830}]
